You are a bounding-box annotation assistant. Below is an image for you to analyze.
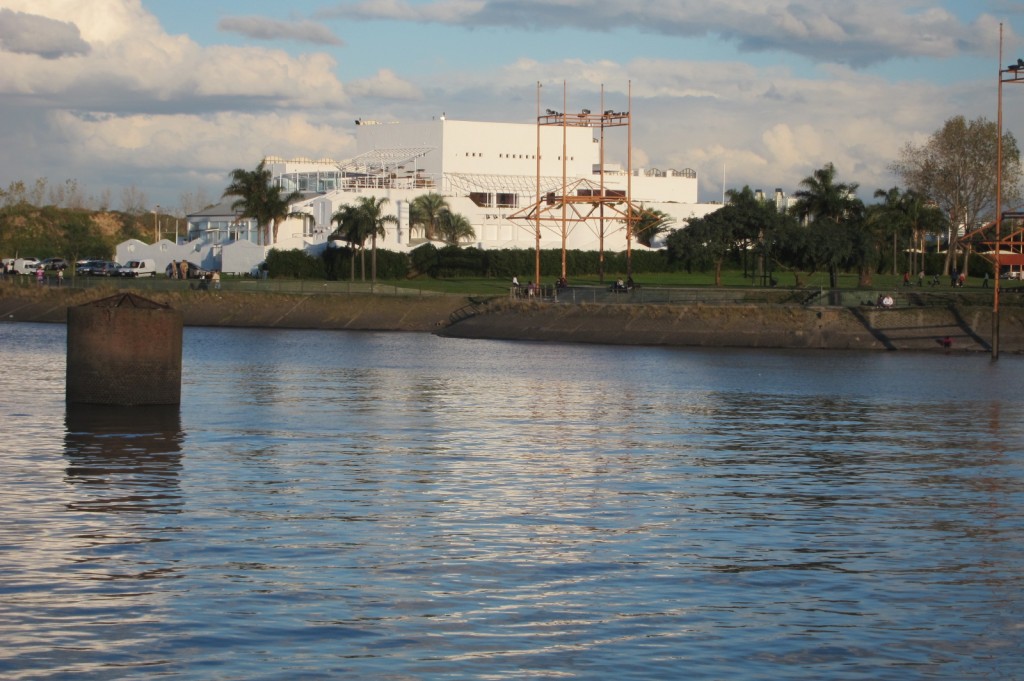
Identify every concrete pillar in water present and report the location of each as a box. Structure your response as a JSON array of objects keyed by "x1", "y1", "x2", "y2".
[{"x1": 66, "y1": 293, "x2": 183, "y2": 405}]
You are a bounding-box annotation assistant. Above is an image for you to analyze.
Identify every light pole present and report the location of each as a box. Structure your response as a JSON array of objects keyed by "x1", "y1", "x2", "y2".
[
  {"x1": 154, "y1": 204, "x2": 160, "y2": 243},
  {"x1": 994, "y1": 24, "x2": 1023, "y2": 360}
]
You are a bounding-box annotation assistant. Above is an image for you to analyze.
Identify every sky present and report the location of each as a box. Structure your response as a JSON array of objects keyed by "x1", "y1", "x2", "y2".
[{"x1": 0, "y1": 0, "x2": 1022, "y2": 215}]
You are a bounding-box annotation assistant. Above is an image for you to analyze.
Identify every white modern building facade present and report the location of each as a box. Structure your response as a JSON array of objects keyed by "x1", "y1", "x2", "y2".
[{"x1": 122, "y1": 118, "x2": 723, "y2": 275}]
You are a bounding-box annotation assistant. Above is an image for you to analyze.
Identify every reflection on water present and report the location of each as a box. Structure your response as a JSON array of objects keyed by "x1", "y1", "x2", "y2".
[
  {"x1": 64, "y1": 404, "x2": 184, "y2": 514},
  {"x1": 0, "y1": 322, "x2": 1023, "y2": 680}
]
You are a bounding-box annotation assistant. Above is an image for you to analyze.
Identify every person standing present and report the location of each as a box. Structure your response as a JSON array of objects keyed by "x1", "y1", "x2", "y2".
[
  {"x1": 212, "y1": 270, "x2": 221, "y2": 290},
  {"x1": 983, "y1": 271, "x2": 990, "y2": 288}
]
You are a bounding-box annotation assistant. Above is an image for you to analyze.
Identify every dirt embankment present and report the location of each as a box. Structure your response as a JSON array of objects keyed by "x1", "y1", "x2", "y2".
[{"x1": 3, "y1": 285, "x2": 1021, "y2": 353}]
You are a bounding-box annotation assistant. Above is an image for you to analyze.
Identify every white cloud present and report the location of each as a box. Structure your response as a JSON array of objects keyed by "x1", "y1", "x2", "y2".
[
  {"x1": 0, "y1": 2, "x2": 346, "y2": 114},
  {"x1": 54, "y1": 111, "x2": 357, "y2": 172},
  {"x1": 0, "y1": 0, "x2": 353, "y2": 208},
  {"x1": 346, "y1": 69, "x2": 423, "y2": 100}
]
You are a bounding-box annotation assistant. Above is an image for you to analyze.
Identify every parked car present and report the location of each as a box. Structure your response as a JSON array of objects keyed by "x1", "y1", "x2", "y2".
[
  {"x1": 40, "y1": 257, "x2": 69, "y2": 271},
  {"x1": 118, "y1": 259, "x2": 158, "y2": 278},
  {"x1": 77, "y1": 260, "x2": 120, "y2": 276}
]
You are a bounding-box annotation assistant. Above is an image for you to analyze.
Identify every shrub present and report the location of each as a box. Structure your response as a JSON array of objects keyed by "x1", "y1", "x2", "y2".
[{"x1": 265, "y1": 248, "x2": 325, "y2": 279}]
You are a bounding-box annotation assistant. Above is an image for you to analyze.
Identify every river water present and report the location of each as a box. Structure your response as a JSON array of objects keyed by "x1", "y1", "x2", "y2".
[{"x1": 1, "y1": 321, "x2": 1022, "y2": 680}]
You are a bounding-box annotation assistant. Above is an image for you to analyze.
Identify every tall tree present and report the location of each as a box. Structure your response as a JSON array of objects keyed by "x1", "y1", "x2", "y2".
[
  {"x1": 868, "y1": 187, "x2": 947, "y2": 277},
  {"x1": 330, "y1": 204, "x2": 362, "y2": 281},
  {"x1": 790, "y1": 163, "x2": 865, "y2": 287},
  {"x1": 891, "y1": 115, "x2": 1022, "y2": 274},
  {"x1": 870, "y1": 187, "x2": 913, "y2": 277},
  {"x1": 223, "y1": 160, "x2": 301, "y2": 246},
  {"x1": 353, "y1": 196, "x2": 397, "y2": 283},
  {"x1": 409, "y1": 193, "x2": 449, "y2": 241}
]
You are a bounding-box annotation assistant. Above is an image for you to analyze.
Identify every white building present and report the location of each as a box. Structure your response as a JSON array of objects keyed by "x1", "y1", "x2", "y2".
[{"x1": 170, "y1": 117, "x2": 722, "y2": 274}]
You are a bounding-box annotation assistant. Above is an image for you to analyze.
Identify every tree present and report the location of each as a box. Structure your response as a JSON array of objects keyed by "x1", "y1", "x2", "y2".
[
  {"x1": 891, "y1": 115, "x2": 1023, "y2": 274},
  {"x1": 223, "y1": 160, "x2": 302, "y2": 246},
  {"x1": 409, "y1": 193, "x2": 449, "y2": 241},
  {"x1": 329, "y1": 197, "x2": 396, "y2": 282},
  {"x1": 868, "y1": 187, "x2": 946, "y2": 277},
  {"x1": 633, "y1": 207, "x2": 673, "y2": 247},
  {"x1": 790, "y1": 163, "x2": 865, "y2": 287},
  {"x1": 664, "y1": 210, "x2": 734, "y2": 286},
  {"x1": 121, "y1": 184, "x2": 148, "y2": 215},
  {"x1": 437, "y1": 210, "x2": 475, "y2": 246},
  {"x1": 330, "y1": 204, "x2": 362, "y2": 281},
  {"x1": 664, "y1": 185, "x2": 794, "y2": 287},
  {"x1": 870, "y1": 187, "x2": 912, "y2": 276},
  {"x1": 353, "y1": 196, "x2": 397, "y2": 283},
  {"x1": 180, "y1": 187, "x2": 212, "y2": 216}
]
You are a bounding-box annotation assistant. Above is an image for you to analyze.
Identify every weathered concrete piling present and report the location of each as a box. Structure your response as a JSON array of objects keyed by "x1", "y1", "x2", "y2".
[{"x1": 66, "y1": 293, "x2": 183, "y2": 405}]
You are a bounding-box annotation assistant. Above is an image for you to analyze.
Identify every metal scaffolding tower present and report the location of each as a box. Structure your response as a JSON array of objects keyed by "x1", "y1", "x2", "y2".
[{"x1": 508, "y1": 81, "x2": 640, "y2": 286}]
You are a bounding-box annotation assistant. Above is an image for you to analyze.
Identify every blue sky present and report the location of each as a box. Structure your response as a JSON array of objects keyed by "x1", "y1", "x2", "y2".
[{"x1": 1, "y1": 0, "x2": 1022, "y2": 213}]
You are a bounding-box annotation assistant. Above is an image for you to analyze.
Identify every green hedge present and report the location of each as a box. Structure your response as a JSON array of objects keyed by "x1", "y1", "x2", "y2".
[
  {"x1": 321, "y1": 245, "x2": 409, "y2": 281},
  {"x1": 268, "y1": 244, "x2": 674, "y2": 280}
]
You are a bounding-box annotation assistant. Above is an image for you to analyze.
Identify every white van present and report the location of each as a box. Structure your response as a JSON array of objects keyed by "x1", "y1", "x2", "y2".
[
  {"x1": 119, "y1": 259, "x2": 157, "y2": 278},
  {"x1": 13, "y1": 257, "x2": 41, "y2": 274}
]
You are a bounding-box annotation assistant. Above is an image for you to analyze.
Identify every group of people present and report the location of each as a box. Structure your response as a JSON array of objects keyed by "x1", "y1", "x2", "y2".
[
  {"x1": 168, "y1": 260, "x2": 190, "y2": 279},
  {"x1": 904, "y1": 269, "x2": 988, "y2": 288},
  {"x1": 611, "y1": 276, "x2": 635, "y2": 292},
  {"x1": 511, "y1": 276, "x2": 539, "y2": 297}
]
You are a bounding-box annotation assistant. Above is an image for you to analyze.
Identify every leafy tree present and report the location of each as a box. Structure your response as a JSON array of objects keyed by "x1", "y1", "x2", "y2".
[
  {"x1": 891, "y1": 115, "x2": 1022, "y2": 274},
  {"x1": 223, "y1": 160, "x2": 302, "y2": 246},
  {"x1": 409, "y1": 192, "x2": 449, "y2": 241},
  {"x1": 665, "y1": 186, "x2": 797, "y2": 287},
  {"x1": 664, "y1": 212, "x2": 733, "y2": 286},
  {"x1": 790, "y1": 163, "x2": 865, "y2": 287}
]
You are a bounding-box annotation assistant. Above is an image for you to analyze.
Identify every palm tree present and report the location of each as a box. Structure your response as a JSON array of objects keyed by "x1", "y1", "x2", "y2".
[
  {"x1": 409, "y1": 193, "x2": 449, "y2": 241},
  {"x1": 633, "y1": 207, "x2": 673, "y2": 247},
  {"x1": 353, "y1": 196, "x2": 397, "y2": 284},
  {"x1": 791, "y1": 163, "x2": 864, "y2": 288},
  {"x1": 330, "y1": 204, "x2": 363, "y2": 281},
  {"x1": 223, "y1": 160, "x2": 301, "y2": 246},
  {"x1": 871, "y1": 186, "x2": 910, "y2": 277},
  {"x1": 437, "y1": 210, "x2": 475, "y2": 246}
]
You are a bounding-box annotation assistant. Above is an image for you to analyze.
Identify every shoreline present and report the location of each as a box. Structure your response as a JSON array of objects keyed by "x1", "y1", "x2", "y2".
[{"x1": 1, "y1": 285, "x2": 1019, "y2": 354}]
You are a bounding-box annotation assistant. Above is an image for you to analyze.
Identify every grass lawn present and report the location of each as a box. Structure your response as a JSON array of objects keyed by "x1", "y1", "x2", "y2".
[{"x1": 376, "y1": 270, "x2": 996, "y2": 295}]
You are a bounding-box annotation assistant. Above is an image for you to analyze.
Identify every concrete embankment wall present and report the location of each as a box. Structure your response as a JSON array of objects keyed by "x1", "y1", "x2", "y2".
[
  {"x1": 3, "y1": 286, "x2": 1023, "y2": 353},
  {"x1": 440, "y1": 300, "x2": 1024, "y2": 354},
  {"x1": 0, "y1": 287, "x2": 465, "y2": 332}
]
